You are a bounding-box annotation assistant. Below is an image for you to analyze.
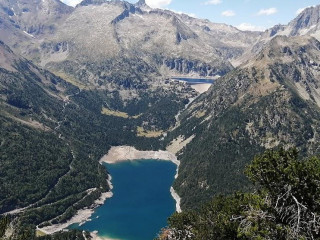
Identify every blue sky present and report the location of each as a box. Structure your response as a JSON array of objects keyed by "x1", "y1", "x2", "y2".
[{"x1": 61, "y1": 0, "x2": 320, "y2": 31}]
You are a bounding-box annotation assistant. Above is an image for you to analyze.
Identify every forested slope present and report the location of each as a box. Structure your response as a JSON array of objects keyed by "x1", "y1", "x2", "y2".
[{"x1": 166, "y1": 36, "x2": 320, "y2": 209}]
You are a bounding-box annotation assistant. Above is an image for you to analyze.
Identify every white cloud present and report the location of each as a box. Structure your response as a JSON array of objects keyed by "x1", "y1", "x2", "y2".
[
  {"x1": 256, "y1": 7, "x2": 277, "y2": 16},
  {"x1": 221, "y1": 10, "x2": 235, "y2": 17},
  {"x1": 171, "y1": 9, "x2": 197, "y2": 18},
  {"x1": 296, "y1": 8, "x2": 305, "y2": 15},
  {"x1": 203, "y1": 0, "x2": 222, "y2": 6},
  {"x1": 146, "y1": 0, "x2": 172, "y2": 8},
  {"x1": 61, "y1": 0, "x2": 81, "y2": 7},
  {"x1": 237, "y1": 23, "x2": 265, "y2": 32},
  {"x1": 187, "y1": 13, "x2": 197, "y2": 18}
]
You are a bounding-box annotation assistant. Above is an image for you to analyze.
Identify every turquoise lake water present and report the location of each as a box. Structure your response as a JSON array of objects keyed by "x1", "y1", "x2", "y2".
[{"x1": 71, "y1": 160, "x2": 177, "y2": 240}]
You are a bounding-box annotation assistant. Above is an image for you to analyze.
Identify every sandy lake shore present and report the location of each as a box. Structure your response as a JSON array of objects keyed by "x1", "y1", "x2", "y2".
[
  {"x1": 170, "y1": 187, "x2": 182, "y2": 213},
  {"x1": 38, "y1": 183, "x2": 113, "y2": 234},
  {"x1": 100, "y1": 146, "x2": 180, "y2": 166},
  {"x1": 191, "y1": 83, "x2": 212, "y2": 93}
]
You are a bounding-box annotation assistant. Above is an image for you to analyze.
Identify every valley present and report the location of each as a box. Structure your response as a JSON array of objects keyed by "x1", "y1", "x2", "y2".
[{"x1": 1, "y1": 0, "x2": 320, "y2": 239}]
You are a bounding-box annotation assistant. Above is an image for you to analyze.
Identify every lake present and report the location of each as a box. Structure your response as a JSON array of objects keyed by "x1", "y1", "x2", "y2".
[
  {"x1": 71, "y1": 160, "x2": 177, "y2": 240},
  {"x1": 171, "y1": 77, "x2": 215, "y2": 84}
]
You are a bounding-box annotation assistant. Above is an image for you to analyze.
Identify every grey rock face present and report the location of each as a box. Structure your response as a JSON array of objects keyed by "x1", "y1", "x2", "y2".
[
  {"x1": 0, "y1": 0, "x2": 73, "y2": 36},
  {"x1": 288, "y1": 6, "x2": 320, "y2": 36},
  {"x1": 136, "y1": 0, "x2": 147, "y2": 7},
  {"x1": 163, "y1": 58, "x2": 231, "y2": 76},
  {"x1": 79, "y1": 0, "x2": 119, "y2": 6}
]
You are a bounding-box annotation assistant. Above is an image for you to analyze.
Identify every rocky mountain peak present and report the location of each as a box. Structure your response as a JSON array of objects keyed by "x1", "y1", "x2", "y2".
[
  {"x1": 264, "y1": 5, "x2": 320, "y2": 39},
  {"x1": 136, "y1": 0, "x2": 146, "y2": 7},
  {"x1": 0, "y1": 0, "x2": 73, "y2": 14},
  {"x1": 0, "y1": 0, "x2": 73, "y2": 36},
  {"x1": 288, "y1": 5, "x2": 320, "y2": 36},
  {"x1": 243, "y1": 5, "x2": 320, "y2": 67}
]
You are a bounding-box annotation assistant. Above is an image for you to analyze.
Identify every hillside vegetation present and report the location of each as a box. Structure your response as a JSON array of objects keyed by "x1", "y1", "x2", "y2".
[{"x1": 158, "y1": 148, "x2": 320, "y2": 240}]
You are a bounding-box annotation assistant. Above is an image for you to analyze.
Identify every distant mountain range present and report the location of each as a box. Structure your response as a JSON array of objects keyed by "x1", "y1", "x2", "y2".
[
  {"x1": 0, "y1": 0, "x2": 260, "y2": 88},
  {"x1": 2, "y1": 1, "x2": 320, "y2": 87}
]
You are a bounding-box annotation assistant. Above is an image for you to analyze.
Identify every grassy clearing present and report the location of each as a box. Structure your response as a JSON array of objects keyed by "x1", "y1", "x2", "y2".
[
  {"x1": 36, "y1": 230, "x2": 46, "y2": 237},
  {"x1": 101, "y1": 107, "x2": 129, "y2": 118},
  {"x1": 137, "y1": 126, "x2": 163, "y2": 138},
  {"x1": 101, "y1": 107, "x2": 142, "y2": 119},
  {"x1": 53, "y1": 71, "x2": 88, "y2": 90},
  {"x1": 195, "y1": 111, "x2": 206, "y2": 118}
]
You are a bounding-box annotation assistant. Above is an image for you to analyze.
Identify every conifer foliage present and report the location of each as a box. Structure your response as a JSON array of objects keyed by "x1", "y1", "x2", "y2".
[{"x1": 158, "y1": 148, "x2": 320, "y2": 240}]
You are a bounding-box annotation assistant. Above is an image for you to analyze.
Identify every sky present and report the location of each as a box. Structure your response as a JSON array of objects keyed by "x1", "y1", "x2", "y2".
[{"x1": 60, "y1": 0, "x2": 320, "y2": 31}]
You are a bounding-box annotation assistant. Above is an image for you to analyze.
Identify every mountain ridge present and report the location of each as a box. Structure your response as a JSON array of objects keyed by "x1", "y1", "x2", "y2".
[
  {"x1": 269, "y1": 5, "x2": 320, "y2": 38},
  {"x1": 167, "y1": 34, "x2": 320, "y2": 208},
  {"x1": 0, "y1": 0, "x2": 261, "y2": 88}
]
